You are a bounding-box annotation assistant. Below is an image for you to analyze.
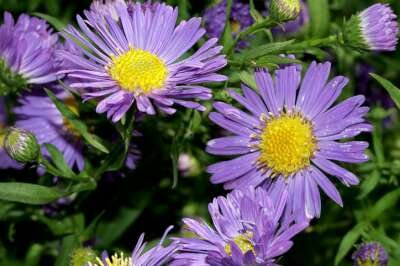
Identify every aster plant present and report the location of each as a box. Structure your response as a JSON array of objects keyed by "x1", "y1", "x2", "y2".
[
  {"x1": 172, "y1": 187, "x2": 308, "y2": 265},
  {"x1": 352, "y1": 242, "x2": 388, "y2": 266},
  {"x1": 207, "y1": 62, "x2": 371, "y2": 221},
  {"x1": 0, "y1": 12, "x2": 59, "y2": 95},
  {"x1": 58, "y1": 0, "x2": 227, "y2": 122}
]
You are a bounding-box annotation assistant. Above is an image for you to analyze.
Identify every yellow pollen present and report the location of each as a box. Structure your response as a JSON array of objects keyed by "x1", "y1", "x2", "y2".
[
  {"x1": 108, "y1": 48, "x2": 168, "y2": 94},
  {"x1": 258, "y1": 114, "x2": 316, "y2": 176},
  {"x1": 224, "y1": 233, "x2": 255, "y2": 256},
  {"x1": 88, "y1": 252, "x2": 132, "y2": 266}
]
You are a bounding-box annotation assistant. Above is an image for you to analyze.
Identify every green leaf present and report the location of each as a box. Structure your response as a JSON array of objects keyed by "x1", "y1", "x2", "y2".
[
  {"x1": 55, "y1": 235, "x2": 80, "y2": 266},
  {"x1": 238, "y1": 71, "x2": 257, "y2": 90},
  {"x1": 334, "y1": 222, "x2": 366, "y2": 266},
  {"x1": 236, "y1": 40, "x2": 295, "y2": 60},
  {"x1": 32, "y1": 12, "x2": 66, "y2": 32},
  {"x1": 0, "y1": 182, "x2": 64, "y2": 205},
  {"x1": 370, "y1": 73, "x2": 400, "y2": 109},
  {"x1": 358, "y1": 169, "x2": 380, "y2": 199},
  {"x1": 44, "y1": 143, "x2": 76, "y2": 179},
  {"x1": 221, "y1": 0, "x2": 234, "y2": 53},
  {"x1": 25, "y1": 244, "x2": 44, "y2": 266},
  {"x1": 45, "y1": 89, "x2": 109, "y2": 154},
  {"x1": 367, "y1": 188, "x2": 400, "y2": 221},
  {"x1": 308, "y1": 0, "x2": 330, "y2": 37}
]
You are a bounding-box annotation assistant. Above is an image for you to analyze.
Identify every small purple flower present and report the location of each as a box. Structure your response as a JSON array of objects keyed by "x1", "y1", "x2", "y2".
[
  {"x1": 88, "y1": 226, "x2": 179, "y2": 266},
  {"x1": 14, "y1": 90, "x2": 84, "y2": 172},
  {"x1": 58, "y1": 1, "x2": 227, "y2": 122},
  {"x1": 206, "y1": 62, "x2": 371, "y2": 221},
  {"x1": 344, "y1": 4, "x2": 398, "y2": 51},
  {"x1": 0, "y1": 12, "x2": 59, "y2": 88},
  {"x1": 172, "y1": 187, "x2": 308, "y2": 265},
  {"x1": 0, "y1": 97, "x2": 22, "y2": 169},
  {"x1": 203, "y1": 0, "x2": 254, "y2": 49},
  {"x1": 352, "y1": 242, "x2": 388, "y2": 266}
]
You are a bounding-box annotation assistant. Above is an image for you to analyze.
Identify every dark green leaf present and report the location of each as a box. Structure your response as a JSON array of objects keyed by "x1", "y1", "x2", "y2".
[
  {"x1": 358, "y1": 169, "x2": 380, "y2": 199},
  {"x1": 45, "y1": 89, "x2": 109, "y2": 154},
  {"x1": 370, "y1": 73, "x2": 400, "y2": 109},
  {"x1": 0, "y1": 182, "x2": 64, "y2": 205},
  {"x1": 236, "y1": 40, "x2": 295, "y2": 60},
  {"x1": 367, "y1": 188, "x2": 400, "y2": 221},
  {"x1": 221, "y1": 0, "x2": 234, "y2": 52},
  {"x1": 44, "y1": 143, "x2": 76, "y2": 179}
]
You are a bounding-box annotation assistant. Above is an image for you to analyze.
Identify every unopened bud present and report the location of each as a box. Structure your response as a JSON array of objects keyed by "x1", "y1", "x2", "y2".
[
  {"x1": 4, "y1": 127, "x2": 40, "y2": 163},
  {"x1": 270, "y1": 0, "x2": 301, "y2": 22}
]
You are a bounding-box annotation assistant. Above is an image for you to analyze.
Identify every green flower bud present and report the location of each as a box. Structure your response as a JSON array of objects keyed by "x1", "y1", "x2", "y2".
[
  {"x1": 70, "y1": 248, "x2": 97, "y2": 266},
  {"x1": 4, "y1": 127, "x2": 40, "y2": 163},
  {"x1": 270, "y1": 0, "x2": 301, "y2": 22},
  {"x1": 0, "y1": 59, "x2": 27, "y2": 96}
]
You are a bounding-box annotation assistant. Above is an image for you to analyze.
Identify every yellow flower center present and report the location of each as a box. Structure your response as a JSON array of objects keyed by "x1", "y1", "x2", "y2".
[
  {"x1": 258, "y1": 114, "x2": 316, "y2": 176},
  {"x1": 108, "y1": 48, "x2": 168, "y2": 94},
  {"x1": 88, "y1": 252, "x2": 132, "y2": 266},
  {"x1": 224, "y1": 233, "x2": 255, "y2": 256}
]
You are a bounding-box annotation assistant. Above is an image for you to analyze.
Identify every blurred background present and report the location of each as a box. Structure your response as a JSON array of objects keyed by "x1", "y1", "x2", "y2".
[{"x1": 0, "y1": 0, "x2": 400, "y2": 265}]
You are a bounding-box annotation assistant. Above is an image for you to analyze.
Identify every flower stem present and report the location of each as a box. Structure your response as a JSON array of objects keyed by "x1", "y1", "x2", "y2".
[{"x1": 285, "y1": 34, "x2": 343, "y2": 53}]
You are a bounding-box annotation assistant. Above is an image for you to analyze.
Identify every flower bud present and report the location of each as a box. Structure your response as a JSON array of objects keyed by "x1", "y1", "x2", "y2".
[
  {"x1": 70, "y1": 248, "x2": 97, "y2": 266},
  {"x1": 352, "y1": 242, "x2": 388, "y2": 266},
  {"x1": 270, "y1": 0, "x2": 301, "y2": 22},
  {"x1": 4, "y1": 127, "x2": 40, "y2": 163},
  {"x1": 343, "y1": 4, "x2": 398, "y2": 52}
]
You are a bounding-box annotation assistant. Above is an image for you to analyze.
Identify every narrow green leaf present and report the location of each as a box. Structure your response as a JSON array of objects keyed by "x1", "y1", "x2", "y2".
[
  {"x1": 45, "y1": 89, "x2": 109, "y2": 154},
  {"x1": 32, "y1": 13, "x2": 66, "y2": 32},
  {"x1": 222, "y1": 0, "x2": 234, "y2": 53},
  {"x1": 25, "y1": 244, "x2": 44, "y2": 266},
  {"x1": 334, "y1": 222, "x2": 366, "y2": 266},
  {"x1": 308, "y1": 0, "x2": 330, "y2": 37},
  {"x1": 55, "y1": 235, "x2": 80, "y2": 266},
  {"x1": 372, "y1": 120, "x2": 385, "y2": 165},
  {"x1": 0, "y1": 182, "x2": 64, "y2": 205},
  {"x1": 236, "y1": 40, "x2": 295, "y2": 60},
  {"x1": 44, "y1": 143, "x2": 76, "y2": 179},
  {"x1": 367, "y1": 188, "x2": 400, "y2": 221},
  {"x1": 238, "y1": 71, "x2": 257, "y2": 90},
  {"x1": 370, "y1": 73, "x2": 400, "y2": 109},
  {"x1": 358, "y1": 169, "x2": 380, "y2": 199}
]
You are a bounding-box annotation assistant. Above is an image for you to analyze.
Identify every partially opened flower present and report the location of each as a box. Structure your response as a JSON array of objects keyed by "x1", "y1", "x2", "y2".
[
  {"x1": 172, "y1": 187, "x2": 308, "y2": 265},
  {"x1": 88, "y1": 226, "x2": 178, "y2": 266},
  {"x1": 344, "y1": 3, "x2": 398, "y2": 52},
  {"x1": 203, "y1": 0, "x2": 253, "y2": 49},
  {"x1": 14, "y1": 90, "x2": 84, "y2": 171},
  {"x1": 206, "y1": 62, "x2": 371, "y2": 221},
  {"x1": 58, "y1": 1, "x2": 227, "y2": 122},
  {"x1": 0, "y1": 97, "x2": 22, "y2": 169},
  {"x1": 0, "y1": 12, "x2": 59, "y2": 95},
  {"x1": 352, "y1": 242, "x2": 388, "y2": 266}
]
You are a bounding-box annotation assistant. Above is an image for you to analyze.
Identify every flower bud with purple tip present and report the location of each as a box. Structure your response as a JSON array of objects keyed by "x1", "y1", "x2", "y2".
[{"x1": 352, "y1": 242, "x2": 388, "y2": 266}]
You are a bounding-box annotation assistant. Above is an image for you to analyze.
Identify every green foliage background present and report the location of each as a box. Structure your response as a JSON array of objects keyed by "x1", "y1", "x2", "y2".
[{"x1": 0, "y1": 0, "x2": 400, "y2": 265}]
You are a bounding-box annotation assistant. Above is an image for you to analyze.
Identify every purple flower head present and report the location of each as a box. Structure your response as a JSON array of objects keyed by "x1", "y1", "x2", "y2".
[
  {"x1": 172, "y1": 187, "x2": 308, "y2": 265},
  {"x1": 88, "y1": 226, "x2": 179, "y2": 266},
  {"x1": 203, "y1": 0, "x2": 254, "y2": 49},
  {"x1": 344, "y1": 4, "x2": 398, "y2": 52},
  {"x1": 272, "y1": 0, "x2": 309, "y2": 35},
  {"x1": 0, "y1": 97, "x2": 22, "y2": 169},
  {"x1": 14, "y1": 89, "x2": 84, "y2": 172},
  {"x1": 206, "y1": 62, "x2": 371, "y2": 221},
  {"x1": 352, "y1": 242, "x2": 388, "y2": 266},
  {"x1": 58, "y1": 1, "x2": 227, "y2": 122},
  {"x1": 0, "y1": 12, "x2": 59, "y2": 89}
]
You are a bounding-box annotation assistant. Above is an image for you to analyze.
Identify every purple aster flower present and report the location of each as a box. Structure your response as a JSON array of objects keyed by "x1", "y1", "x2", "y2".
[
  {"x1": 58, "y1": 1, "x2": 227, "y2": 122},
  {"x1": 14, "y1": 90, "x2": 84, "y2": 171},
  {"x1": 203, "y1": 0, "x2": 254, "y2": 49},
  {"x1": 88, "y1": 226, "x2": 179, "y2": 266},
  {"x1": 344, "y1": 3, "x2": 398, "y2": 52},
  {"x1": 272, "y1": 0, "x2": 309, "y2": 35},
  {"x1": 0, "y1": 12, "x2": 59, "y2": 93},
  {"x1": 172, "y1": 187, "x2": 308, "y2": 265},
  {"x1": 0, "y1": 97, "x2": 22, "y2": 169},
  {"x1": 206, "y1": 62, "x2": 371, "y2": 221},
  {"x1": 352, "y1": 242, "x2": 388, "y2": 266}
]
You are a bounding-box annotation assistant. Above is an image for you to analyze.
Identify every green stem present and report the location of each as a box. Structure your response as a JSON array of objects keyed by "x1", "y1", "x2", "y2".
[
  {"x1": 285, "y1": 34, "x2": 342, "y2": 52},
  {"x1": 38, "y1": 154, "x2": 63, "y2": 177},
  {"x1": 227, "y1": 17, "x2": 276, "y2": 57}
]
